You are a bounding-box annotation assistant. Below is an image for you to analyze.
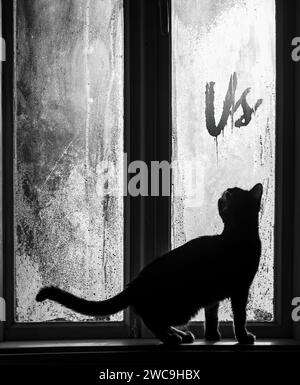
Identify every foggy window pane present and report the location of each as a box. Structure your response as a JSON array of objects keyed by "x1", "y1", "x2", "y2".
[
  {"x1": 15, "y1": 0, "x2": 124, "y2": 322},
  {"x1": 171, "y1": 0, "x2": 275, "y2": 321}
]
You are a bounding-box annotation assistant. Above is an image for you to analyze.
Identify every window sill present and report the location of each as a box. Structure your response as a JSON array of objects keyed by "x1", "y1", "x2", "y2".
[
  {"x1": 0, "y1": 339, "x2": 299, "y2": 382},
  {"x1": 0, "y1": 338, "x2": 299, "y2": 354}
]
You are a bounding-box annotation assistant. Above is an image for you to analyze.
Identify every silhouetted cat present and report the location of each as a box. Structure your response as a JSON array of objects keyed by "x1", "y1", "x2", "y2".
[{"x1": 36, "y1": 183, "x2": 263, "y2": 345}]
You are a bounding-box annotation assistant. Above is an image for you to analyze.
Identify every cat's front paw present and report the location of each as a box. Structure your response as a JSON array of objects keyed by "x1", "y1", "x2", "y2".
[
  {"x1": 205, "y1": 330, "x2": 221, "y2": 342},
  {"x1": 236, "y1": 332, "x2": 255, "y2": 344}
]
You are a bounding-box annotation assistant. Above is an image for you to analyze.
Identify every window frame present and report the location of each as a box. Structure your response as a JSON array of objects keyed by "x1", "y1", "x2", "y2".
[
  {"x1": 142, "y1": 0, "x2": 296, "y2": 339},
  {"x1": 2, "y1": 0, "x2": 296, "y2": 341},
  {"x1": 2, "y1": 0, "x2": 143, "y2": 341}
]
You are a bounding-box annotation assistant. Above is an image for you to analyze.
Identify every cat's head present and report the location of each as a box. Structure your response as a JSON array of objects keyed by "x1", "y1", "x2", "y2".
[{"x1": 218, "y1": 183, "x2": 263, "y2": 226}]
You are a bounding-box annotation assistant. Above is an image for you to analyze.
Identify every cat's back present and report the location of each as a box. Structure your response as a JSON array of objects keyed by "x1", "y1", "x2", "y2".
[{"x1": 129, "y1": 234, "x2": 227, "y2": 290}]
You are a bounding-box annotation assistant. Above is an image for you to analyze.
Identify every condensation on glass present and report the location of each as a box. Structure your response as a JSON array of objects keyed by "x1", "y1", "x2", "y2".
[
  {"x1": 172, "y1": 0, "x2": 275, "y2": 321},
  {"x1": 15, "y1": 0, "x2": 124, "y2": 322}
]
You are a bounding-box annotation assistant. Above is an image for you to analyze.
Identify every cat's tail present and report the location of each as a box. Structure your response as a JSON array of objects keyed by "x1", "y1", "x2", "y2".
[{"x1": 36, "y1": 286, "x2": 132, "y2": 316}]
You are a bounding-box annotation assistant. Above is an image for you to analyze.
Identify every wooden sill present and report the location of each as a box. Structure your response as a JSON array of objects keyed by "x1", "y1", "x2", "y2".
[
  {"x1": 0, "y1": 338, "x2": 300, "y2": 354},
  {"x1": 0, "y1": 339, "x2": 299, "y2": 383}
]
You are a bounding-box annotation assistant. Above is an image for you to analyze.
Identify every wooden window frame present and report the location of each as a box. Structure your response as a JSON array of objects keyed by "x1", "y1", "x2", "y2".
[
  {"x1": 141, "y1": 0, "x2": 296, "y2": 340},
  {"x1": 2, "y1": 0, "x2": 295, "y2": 341}
]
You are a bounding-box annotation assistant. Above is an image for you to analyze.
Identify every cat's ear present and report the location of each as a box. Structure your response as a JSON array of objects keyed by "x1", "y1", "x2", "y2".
[{"x1": 250, "y1": 183, "x2": 263, "y2": 202}]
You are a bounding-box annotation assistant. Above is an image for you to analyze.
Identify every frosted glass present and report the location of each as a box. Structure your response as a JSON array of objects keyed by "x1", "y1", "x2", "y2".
[
  {"x1": 15, "y1": 0, "x2": 124, "y2": 322},
  {"x1": 172, "y1": 0, "x2": 275, "y2": 321}
]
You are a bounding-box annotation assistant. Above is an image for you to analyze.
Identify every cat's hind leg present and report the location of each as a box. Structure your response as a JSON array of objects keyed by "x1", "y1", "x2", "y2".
[
  {"x1": 204, "y1": 301, "x2": 221, "y2": 341},
  {"x1": 142, "y1": 319, "x2": 183, "y2": 345},
  {"x1": 171, "y1": 327, "x2": 195, "y2": 344}
]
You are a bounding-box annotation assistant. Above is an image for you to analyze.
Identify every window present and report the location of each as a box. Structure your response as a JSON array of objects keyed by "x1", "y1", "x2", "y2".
[
  {"x1": 4, "y1": 0, "x2": 132, "y2": 340},
  {"x1": 171, "y1": 0, "x2": 275, "y2": 322},
  {"x1": 3, "y1": 0, "x2": 294, "y2": 340},
  {"x1": 15, "y1": 0, "x2": 124, "y2": 323}
]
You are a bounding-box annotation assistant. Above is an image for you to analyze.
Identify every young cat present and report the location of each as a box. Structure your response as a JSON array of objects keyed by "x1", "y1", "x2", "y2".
[{"x1": 36, "y1": 183, "x2": 263, "y2": 345}]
